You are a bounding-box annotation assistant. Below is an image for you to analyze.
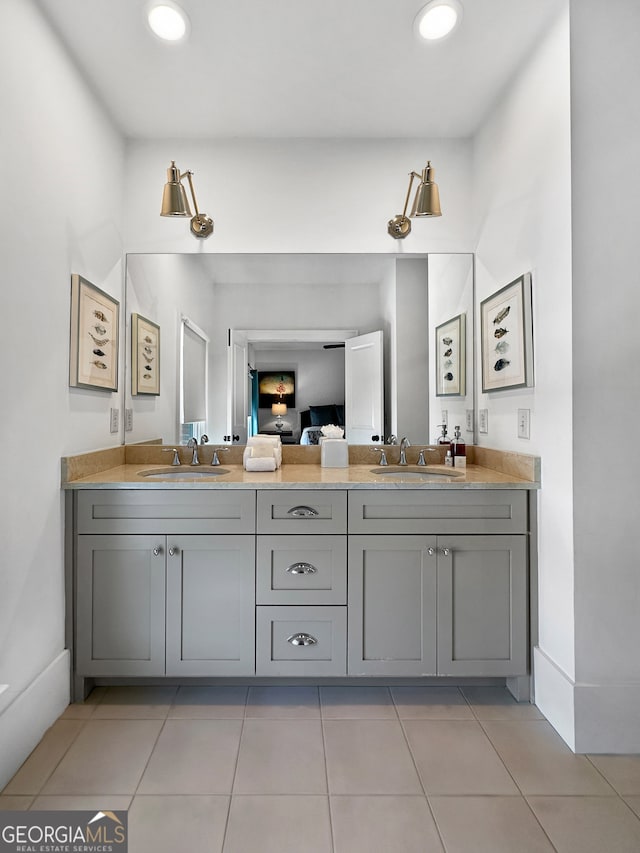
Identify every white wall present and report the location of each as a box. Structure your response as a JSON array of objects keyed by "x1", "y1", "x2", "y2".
[
  {"x1": 124, "y1": 138, "x2": 472, "y2": 255},
  {"x1": 0, "y1": 0, "x2": 124, "y2": 786},
  {"x1": 569, "y1": 0, "x2": 640, "y2": 751},
  {"x1": 470, "y1": 8, "x2": 575, "y2": 740},
  {"x1": 428, "y1": 254, "x2": 474, "y2": 442}
]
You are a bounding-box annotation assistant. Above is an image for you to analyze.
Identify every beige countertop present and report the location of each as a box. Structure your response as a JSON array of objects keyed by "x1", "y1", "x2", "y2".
[{"x1": 62, "y1": 462, "x2": 537, "y2": 490}]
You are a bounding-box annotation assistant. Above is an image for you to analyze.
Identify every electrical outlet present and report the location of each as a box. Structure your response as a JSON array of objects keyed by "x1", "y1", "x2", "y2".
[
  {"x1": 518, "y1": 408, "x2": 531, "y2": 439},
  {"x1": 109, "y1": 407, "x2": 119, "y2": 434},
  {"x1": 479, "y1": 409, "x2": 488, "y2": 434},
  {"x1": 125, "y1": 408, "x2": 133, "y2": 432},
  {"x1": 441, "y1": 409, "x2": 448, "y2": 427},
  {"x1": 465, "y1": 409, "x2": 473, "y2": 432}
]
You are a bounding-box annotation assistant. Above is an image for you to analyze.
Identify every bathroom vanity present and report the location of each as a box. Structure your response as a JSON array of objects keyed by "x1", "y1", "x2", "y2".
[{"x1": 64, "y1": 448, "x2": 539, "y2": 700}]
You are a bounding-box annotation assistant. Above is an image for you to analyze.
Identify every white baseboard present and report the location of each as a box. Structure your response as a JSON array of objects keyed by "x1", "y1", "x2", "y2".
[
  {"x1": 533, "y1": 645, "x2": 576, "y2": 750},
  {"x1": 535, "y1": 645, "x2": 640, "y2": 753},
  {"x1": 0, "y1": 651, "x2": 70, "y2": 790},
  {"x1": 574, "y1": 681, "x2": 640, "y2": 753}
]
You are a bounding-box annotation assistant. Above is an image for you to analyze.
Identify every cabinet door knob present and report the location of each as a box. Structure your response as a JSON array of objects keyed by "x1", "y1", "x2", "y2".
[
  {"x1": 152, "y1": 545, "x2": 163, "y2": 556},
  {"x1": 441, "y1": 547, "x2": 451, "y2": 556},
  {"x1": 287, "y1": 562, "x2": 318, "y2": 575},
  {"x1": 287, "y1": 505, "x2": 320, "y2": 518},
  {"x1": 168, "y1": 546, "x2": 179, "y2": 556},
  {"x1": 287, "y1": 632, "x2": 318, "y2": 646},
  {"x1": 427, "y1": 547, "x2": 435, "y2": 556}
]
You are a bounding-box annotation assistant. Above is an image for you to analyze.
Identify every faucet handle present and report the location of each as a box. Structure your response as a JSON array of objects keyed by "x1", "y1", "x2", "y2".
[
  {"x1": 162, "y1": 448, "x2": 181, "y2": 466},
  {"x1": 211, "y1": 447, "x2": 230, "y2": 466},
  {"x1": 417, "y1": 448, "x2": 437, "y2": 465},
  {"x1": 371, "y1": 447, "x2": 388, "y2": 466},
  {"x1": 200, "y1": 434, "x2": 209, "y2": 445}
]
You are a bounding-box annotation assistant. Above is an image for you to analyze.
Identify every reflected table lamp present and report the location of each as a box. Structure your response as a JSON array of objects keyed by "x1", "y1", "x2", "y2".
[{"x1": 272, "y1": 400, "x2": 287, "y2": 430}]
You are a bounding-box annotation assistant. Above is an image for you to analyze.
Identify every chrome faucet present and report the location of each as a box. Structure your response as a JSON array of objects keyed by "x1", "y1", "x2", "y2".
[
  {"x1": 399, "y1": 436, "x2": 410, "y2": 465},
  {"x1": 210, "y1": 447, "x2": 230, "y2": 466},
  {"x1": 187, "y1": 437, "x2": 200, "y2": 466},
  {"x1": 371, "y1": 447, "x2": 388, "y2": 465}
]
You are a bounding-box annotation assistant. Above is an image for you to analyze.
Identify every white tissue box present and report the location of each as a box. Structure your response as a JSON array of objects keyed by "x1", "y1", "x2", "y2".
[{"x1": 320, "y1": 438, "x2": 348, "y2": 468}]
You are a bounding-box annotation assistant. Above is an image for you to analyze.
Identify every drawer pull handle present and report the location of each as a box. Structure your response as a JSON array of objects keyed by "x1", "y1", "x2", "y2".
[
  {"x1": 287, "y1": 562, "x2": 318, "y2": 575},
  {"x1": 287, "y1": 632, "x2": 318, "y2": 646},
  {"x1": 442, "y1": 547, "x2": 451, "y2": 556},
  {"x1": 287, "y1": 505, "x2": 320, "y2": 518},
  {"x1": 152, "y1": 545, "x2": 163, "y2": 556},
  {"x1": 168, "y1": 546, "x2": 179, "y2": 556},
  {"x1": 427, "y1": 547, "x2": 435, "y2": 556}
]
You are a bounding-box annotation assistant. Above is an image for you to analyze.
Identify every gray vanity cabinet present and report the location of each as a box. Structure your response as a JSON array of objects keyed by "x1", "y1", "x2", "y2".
[
  {"x1": 347, "y1": 490, "x2": 529, "y2": 679},
  {"x1": 165, "y1": 534, "x2": 255, "y2": 675},
  {"x1": 76, "y1": 534, "x2": 166, "y2": 676},
  {"x1": 348, "y1": 535, "x2": 438, "y2": 676},
  {"x1": 74, "y1": 490, "x2": 256, "y2": 678},
  {"x1": 436, "y1": 535, "x2": 528, "y2": 676}
]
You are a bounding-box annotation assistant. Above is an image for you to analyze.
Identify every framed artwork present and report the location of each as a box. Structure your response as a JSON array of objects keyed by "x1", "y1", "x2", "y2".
[
  {"x1": 435, "y1": 313, "x2": 466, "y2": 397},
  {"x1": 131, "y1": 313, "x2": 161, "y2": 395},
  {"x1": 258, "y1": 371, "x2": 296, "y2": 407},
  {"x1": 481, "y1": 273, "x2": 534, "y2": 392},
  {"x1": 69, "y1": 274, "x2": 119, "y2": 391}
]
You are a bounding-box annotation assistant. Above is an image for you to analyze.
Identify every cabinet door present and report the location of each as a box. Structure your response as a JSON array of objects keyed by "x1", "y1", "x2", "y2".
[
  {"x1": 437, "y1": 535, "x2": 528, "y2": 676},
  {"x1": 348, "y1": 535, "x2": 437, "y2": 675},
  {"x1": 76, "y1": 535, "x2": 165, "y2": 676},
  {"x1": 166, "y1": 535, "x2": 255, "y2": 675}
]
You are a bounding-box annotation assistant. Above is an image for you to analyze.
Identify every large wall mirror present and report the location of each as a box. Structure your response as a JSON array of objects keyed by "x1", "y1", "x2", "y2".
[{"x1": 124, "y1": 253, "x2": 475, "y2": 446}]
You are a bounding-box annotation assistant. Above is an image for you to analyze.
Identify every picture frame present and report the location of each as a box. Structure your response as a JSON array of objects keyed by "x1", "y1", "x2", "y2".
[
  {"x1": 69, "y1": 274, "x2": 119, "y2": 391},
  {"x1": 258, "y1": 370, "x2": 296, "y2": 407},
  {"x1": 435, "y1": 313, "x2": 466, "y2": 397},
  {"x1": 480, "y1": 273, "x2": 534, "y2": 392},
  {"x1": 131, "y1": 313, "x2": 161, "y2": 396}
]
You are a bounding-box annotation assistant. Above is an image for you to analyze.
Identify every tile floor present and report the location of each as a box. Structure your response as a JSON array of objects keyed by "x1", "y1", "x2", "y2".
[{"x1": 2, "y1": 685, "x2": 640, "y2": 852}]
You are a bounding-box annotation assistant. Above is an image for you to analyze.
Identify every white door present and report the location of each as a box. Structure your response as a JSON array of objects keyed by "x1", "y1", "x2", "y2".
[
  {"x1": 345, "y1": 330, "x2": 384, "y2": 444},
  {"x1": 227, "y1": 330, "x2": 248, "y2": 443}
]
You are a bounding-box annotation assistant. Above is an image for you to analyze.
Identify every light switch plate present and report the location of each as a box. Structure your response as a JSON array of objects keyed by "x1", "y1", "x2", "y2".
[
  {"x1": 518, "y1": 408, "x2": 531, "y2": 439},
  {"x1": 465, "y1": 409, "x2": 473, "y2": 432},
  {"x1": 441, "y1": 409, "x2": 448, "y2": 427},
  {"x1": 479, "y1": 409, "x2": 488, "y2": 434},
  {"x1": 109, "y1": 407, "x2": 119, "y2": 434},
  {"x1": 125, "y1": 408, "x2": 133, "y2": 432}
]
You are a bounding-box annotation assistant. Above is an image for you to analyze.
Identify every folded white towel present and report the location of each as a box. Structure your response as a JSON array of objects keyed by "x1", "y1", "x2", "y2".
[
  {"x1": 250, "y1": 443, "x2": 275, "y2": 458},
  {"x1": 245, "y1": 435, "x2": 282, "y2": 467},
  {"x1": 245, "y1": 456, "x2": 277, "y2": 472}
]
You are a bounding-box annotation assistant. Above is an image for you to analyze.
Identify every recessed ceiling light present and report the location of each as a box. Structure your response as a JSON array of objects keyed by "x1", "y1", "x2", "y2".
[
  {"x1": 414, "y1": 0, "x2": 463, "y2": 41},
  {"x1": 147, "y1": 3, "x2": 189, "y2": 42}
]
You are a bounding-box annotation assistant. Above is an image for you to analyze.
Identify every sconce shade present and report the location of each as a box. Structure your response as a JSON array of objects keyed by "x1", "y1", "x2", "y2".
[
  {"x1": 161, "y1": 162, "x2": 191, "y2": 216},
  {"x1": 410, "y1": 162, "x2": 442, "y2": 217}
]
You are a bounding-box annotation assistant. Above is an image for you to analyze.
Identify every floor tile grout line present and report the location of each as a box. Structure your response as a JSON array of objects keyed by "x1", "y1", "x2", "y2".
[
  {"x1": 23, "y1": 716, "x2": 90, "y2": 802},
  {"x1": 317, "y1": 689, "x2": 336, "y2": 853},
  {"x1": 583, "y1": 753, "x2": 633, "y2": 799},
  {"x1": 396, "y1": 716, "x2": 448, "y2": 852},
  {"x1": 130, "y1": 716, "x2": 169, "y2": 801},
  {"x1": 222, "y1": 703, "x2": 248, "y2": 850}
]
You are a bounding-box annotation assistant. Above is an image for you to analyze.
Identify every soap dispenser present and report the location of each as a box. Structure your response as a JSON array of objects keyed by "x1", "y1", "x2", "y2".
[
  {"x1": 451, "y1": 425, "x2": 466, "y2": 468},
  {"x1": 435, "y1": 424, "x2": 450, "y2": 446}
]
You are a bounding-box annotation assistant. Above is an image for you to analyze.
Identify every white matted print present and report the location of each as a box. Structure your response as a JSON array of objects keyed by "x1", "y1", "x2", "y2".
[
  {"x1": 481, "y1": 273, "x2": 534, "y2": 392},
  {"x1": 69, "y1": 274, "x2": 119, "y2": 391},
  {"x1": 435, "y1": 313, "x2": 466, "y2": 397},
  {"x1": 131, "y1": 313, "x2": 160, "y2": 395}
]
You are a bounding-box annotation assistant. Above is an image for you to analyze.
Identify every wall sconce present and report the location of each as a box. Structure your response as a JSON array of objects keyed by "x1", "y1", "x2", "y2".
[
  {"x1": 387, "y1": 161, "x2": 441, "y2": 239},
  {"x1": 160, "y1": 161, "x2": 214, "y2": 238},
  {"x1": 271, "y1": 400, "x2": 287, "y2": 430}
]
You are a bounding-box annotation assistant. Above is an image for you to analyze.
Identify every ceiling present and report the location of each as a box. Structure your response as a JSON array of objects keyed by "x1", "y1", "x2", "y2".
[{"x1": 36, "y1": 0, "x2": 564, "y2": 139}]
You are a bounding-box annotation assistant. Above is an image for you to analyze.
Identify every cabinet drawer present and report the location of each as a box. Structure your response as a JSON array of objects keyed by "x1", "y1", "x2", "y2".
[
  {"x1": 256, "y1": 535, "x2": 347, "y2": 605},
  {"x1": 348, "y1": 490, "x2": 528, "y2": 534},
  {"x1": 76, "y1": 490, "x2": 256, "y2": 534},
  {"x1": 257, "y1": 490, "x2": 347, "y2": 534},
  {"x1": 256, "y1": 606, "x2": 346, "y2": 676}
]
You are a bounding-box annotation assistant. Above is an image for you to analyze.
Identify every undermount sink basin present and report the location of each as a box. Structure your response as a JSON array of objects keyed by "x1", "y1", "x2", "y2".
[
  {"x1": 140, "y1": 467, "x2": 231, "y2": 479},
  {"x1": 369, "y1": 466, "x2": 463, "y2": 480}
]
